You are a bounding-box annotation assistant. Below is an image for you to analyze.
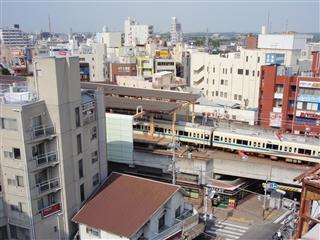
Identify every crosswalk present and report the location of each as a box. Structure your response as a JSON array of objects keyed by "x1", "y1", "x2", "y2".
[{"x1": 205, "y1": 221, "x2": 250, "y2": 240}]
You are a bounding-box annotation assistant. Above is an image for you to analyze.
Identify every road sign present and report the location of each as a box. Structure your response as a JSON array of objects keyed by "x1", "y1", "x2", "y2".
[{"x1": 270, "y1": 182, "x2": 278, "y2": 189}]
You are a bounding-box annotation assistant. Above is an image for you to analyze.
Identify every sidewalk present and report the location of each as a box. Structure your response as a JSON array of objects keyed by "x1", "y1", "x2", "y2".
[{"x1": 197, "y1": 194, "x2": 286, "y2": 226}]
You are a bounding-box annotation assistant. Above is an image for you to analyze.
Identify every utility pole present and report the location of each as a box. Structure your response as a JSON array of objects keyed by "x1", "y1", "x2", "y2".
[
  {"x1": 172, "y1": 136, "x2": 176, "y2": 185},
  {"x1": 263, "y1": 179, "x2": 269, "y2": 219}
]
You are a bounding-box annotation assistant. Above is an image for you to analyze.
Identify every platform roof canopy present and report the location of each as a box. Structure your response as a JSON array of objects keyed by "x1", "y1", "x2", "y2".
[{"x1": 81, "y1": 82, "x2": 199, "y2": 103}]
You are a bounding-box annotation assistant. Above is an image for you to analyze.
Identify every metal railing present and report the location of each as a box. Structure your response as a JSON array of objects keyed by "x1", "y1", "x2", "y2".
[
  {"x1": 154, "y1": 221, "x2": 183, "y2": 240},
  {"x1": 81, "y1": 101, "x2": 95, "y2": 112},
  {"x1": 37, "y1": 178, "x2": 60, "y2": 194},
  {"x1": 83, "y1": 114, "x2": 96, "y2": 125},
  {"x1": 31, "y1": 124, "x2": 55, "y2": 139},
  {"x1": 32, "y1": 152, "x2": 58, "y2": 167}
]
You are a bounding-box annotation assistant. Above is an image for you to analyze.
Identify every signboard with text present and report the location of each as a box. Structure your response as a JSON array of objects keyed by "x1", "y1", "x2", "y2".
[
  {"x1": 299, "y1": 81, "x2": 320, "y2": 89},
  {"x1": 269, "y1": 112, "x2": 282, "y2": 127},
  {"x1": 265, "y1": 53, "x2": 285, "y2": 64}
]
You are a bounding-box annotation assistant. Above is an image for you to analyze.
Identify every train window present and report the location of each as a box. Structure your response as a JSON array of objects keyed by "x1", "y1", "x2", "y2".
[
  {"x1": 168, "y1": 129, "x2": 171, "y2": 134},
  {"x1": 184, "y1": 131, "x2": 188, "y2": 136},
  {"x1": 179, "y1": 130, "x2": 183, "y2": 135},
  {"x1": 224, "y1": 138, "x2": 228, "y2": 142},
  {"x1": 289, "y1": 147, "x2": 292, "y2": 152},
  {"x1": 159, "y1": 128, "x2": 164, "y2": 133},
  {"x1": 312, "y1": 151, "x2": 315, "y2": 156},
  {"x1": 214, "y1": 136, "x2": 220, "y2": 141},
  {"x1": 284, "y1": 146, "x2": 287, "y2": 151},
  {"x1": 258, "y1": 143, "x2": 261, "y2": 147},
  {"x1": 197, "y1": 133, "x2": 200, "y2": 138},
  {"x1": 201, "y1": 134, "x2": 204, "y2": 139},
  {"x1": 228, "y1": 138, "x2": 231, "y2": 143},
  {"x1": 294, "y1": 148, "x2": 297, "y2": 153},
  {"x1": 249, "y1": 141, "x2": 252, "y2": 146},
  {"x1": 233, "y1": 139, "x2": 236, "y2": 143},
  {"x1": 147, "y1": 126, "x2": 150, "y2": 131},
  {"x1": 253, "y1": 142, "x2": 256, "y2": 147},
  {"x1": 298, "y1": 148, "x2": 312, "y2": 155},
  {"x1": 279, "y1": 146, "x2": 282, "y2": 151},
  {"x1": 236, "y1": 139, "x2": 248, "y2": 145},
  {"x1": 262, "y1": 143, "x2": 265, "y2": 148},
  {"x1": 266, "y1": 144, "x2": 278, "y2": 150},
  {"x1": 193, "y1": 133, "x2": 196, "y2": 138},
  {"x1": 205, "y1": 134, "x2": 210, "y2": 140}
]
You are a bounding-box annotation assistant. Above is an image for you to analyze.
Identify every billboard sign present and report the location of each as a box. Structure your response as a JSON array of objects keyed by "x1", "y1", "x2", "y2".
[
  {"x1": 299, "y1": 81, "x2": 320, "y2": 89},
  {"x1": 297, "y1": 94, "x2": 320, "y2": 103},
  {"x1": 265, "y1": 53, "x2": 285, "y2": 64},
  {"x1": 269, "y1": 112, "x2": 282, "y2": 127},
  {"x1": 299, "y1": 111, "x2": 320, "y2": 119}
]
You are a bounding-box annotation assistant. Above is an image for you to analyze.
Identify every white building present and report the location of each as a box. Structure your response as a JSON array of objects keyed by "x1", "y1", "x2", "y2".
[
  {"x1": 0, "y1": 56, "x2": 108, "y2": 239},
  {"x1": 96, "y1": 32, "x2": 122, "y2": 48},
  {"x1": 77, "y1": 43, "x2": 108, "y2": 82},
  {"x1": 170, "y1": 17, "x2": 183, "y2": 46},
  {"x1": 0, "y1": 25, "x2": 30, "y2": 47},
  {"x1": 190, "y1": 33, "x2": 311, "y2": 108},
  {"x1": 124, "y1": 18, "x2": 153, "y2": 46},
  {"x1": 73, "y1": 173, "x2": 200, "y2": 240}
]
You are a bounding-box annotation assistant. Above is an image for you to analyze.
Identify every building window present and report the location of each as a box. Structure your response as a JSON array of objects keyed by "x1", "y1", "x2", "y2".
[
  {"x1": 75, "y1": 107, "x2": 80, "y2": 127},
  {"x1": 220, "y1": 92, "x2": 223, "y2": 97},
  {"x1": 13, "y1": 148, "x2": 21, "y2": 159},
  {"x1": 245, "y1": 69, "x2": 249, "y2": 76},
  {"x1": 257, "y1": 71, "x2": 260, "y2": 77},
  {"x1": 91, "y1": 151, "x2": 98, "y2": 164},
  {"x1": 257, "y1": 57, "x2": 260, "y2": 63},
  {"x1": 246, "y1": 56, "x2": 248, "y2": 62},
  {"x1": 175, "y1": 206, "x2": 181, "y2": 218},
  {"x1": 252, "y1": 70, "x2": 255, "y2": 76},
  {"x1": 237, "y1": 69, "x2": 243, "y2": 75},
  {"x1": 215, "y1": 91, "x2": 219, "y2": 96},
  {"x1": 16, "y1": 176, "x2": 24, "y2": 187},
  {"x1": 91, "y1": 126, "x2": 97, "y2": 140},
  {"x1": 224, "y1": 92, "x2": 227, "y2": 98},
  {"x1": 77, "y1": 134, "x2": 82, "y2": 154},
  {"x1": 78, "y1": 159, "x2": 84, "y2": 178},
  {"x1": 92, "y1": 173, "x2": 99, "y2": 187},
  {"x1": 238, "y1": 95, "x2": 242, "y2": 101},
  {"x1": 234, "y1": 94, "x2": 238, "y2": 100},
  {"x1": 158, "y1": 214, "x2": 165, "y2": 232},
  {"x1": 0, "y1": 118, "x2": 17, "y2": 130},
  {"x1": 80, "y1": 184, "x2": 85, "y2": 202},
  {"x1": 4, "y1": 150, "x2": 13, "y2": 159},
  {"x1": 86, "y1": 227, "x2": 100, "y2": 237}
]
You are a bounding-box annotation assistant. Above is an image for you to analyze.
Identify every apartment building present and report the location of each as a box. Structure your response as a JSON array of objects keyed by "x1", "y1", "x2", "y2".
[
  {"x1": 137, "y1": 56, "x2": 154, "y2": 81},
  {"x1": 124, "y1": 18, "x2": 153, "y2": 46},
  {"x1": 190, "y1": 33, "x2": 310, "y2": 108},
  {"x1": 0, "y1": 25, "x2": 30, "y2": 47},
  {"x1": 154, "y1": 58, "x2": 176, "y2": 76},
  {"x1": 0, "y1": 56, "x2": 107, "y2": 239},
  {"x1": 77, "y1": 43, "x2": 108, "y2": 82},
  {"x1": 170, "y1": 17, "x2": 183, "y2": 46},
  {"x1": 259, "y1": 52, "x2": 320, "y2": 135}
]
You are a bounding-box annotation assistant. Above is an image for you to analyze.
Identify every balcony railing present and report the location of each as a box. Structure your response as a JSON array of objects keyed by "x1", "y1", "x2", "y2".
[
  {"x1": 37, "y1": 178, "x2": 60, "y2": 194},
  {"x1": 82, "y1": 101, "x2": 95, "y2": 112},
  {"x1": 32, "y1": 152, "x2": 58, "y2": 167},
  {"x1": 31, "y1": 124, "x2": 55, "y2": 140},
  {"x1": 83, "y1": 113, "x2": 96, "y2": 125},
  {"x1": 154, "y1": 221, "x2": 183, "y2": 240},
  {"x1": 41, "y1": 202, "x2": 61, "y2": 218}
]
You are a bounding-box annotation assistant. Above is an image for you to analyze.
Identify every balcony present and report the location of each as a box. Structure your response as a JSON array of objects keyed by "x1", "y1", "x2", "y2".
[
  {"x1": 30, "y1": 124, "x2": 55, "y2": 141},
  {"x1": 41, "y1": 202, "x2": 61, "y2": 218},
  {"x1": 30, "y1": 152, "x2": 58, "y2": 171},
  {"x1": 83, "y1": 113, "x2": 96, "y2": 125},
  {"x1": 153, "y1": 221, "x2": 183, "y2": 240},
  {"x1": 274, "y1": 92, "x2": 283, "y2": 99},
  {"x1": 36, "y1": 178, "x2": 60, "y2": 195}
]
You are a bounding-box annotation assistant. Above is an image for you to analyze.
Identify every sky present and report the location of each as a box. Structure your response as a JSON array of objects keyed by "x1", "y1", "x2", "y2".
[{"x1": 1, "y1": 0, "x2": 319, "y2": 34}]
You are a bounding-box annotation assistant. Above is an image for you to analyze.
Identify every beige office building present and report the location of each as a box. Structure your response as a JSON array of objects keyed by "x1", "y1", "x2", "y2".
[{"x1": 0, "y1": 56, "x2": 107, "y2": 239}]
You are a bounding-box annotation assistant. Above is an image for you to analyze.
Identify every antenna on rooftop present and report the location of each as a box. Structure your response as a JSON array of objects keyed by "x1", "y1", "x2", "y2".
[
  {"x1": 205, "y1": 28, "x2": 209, "y2": 48},
  {"x1": 48, "y1": 15, "x2": 52, "y2": 33},
  {"x1": 285, "y1": 19, "x2": 288, "y2": 33},
  {"x1": 267, "y1": 10, "x2": 270, "y2": 33}
]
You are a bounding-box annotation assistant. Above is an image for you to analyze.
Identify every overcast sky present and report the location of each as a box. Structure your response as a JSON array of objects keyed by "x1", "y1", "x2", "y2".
[{"x1": 2, "y1": 0, "x2": 319, "y2": 33}]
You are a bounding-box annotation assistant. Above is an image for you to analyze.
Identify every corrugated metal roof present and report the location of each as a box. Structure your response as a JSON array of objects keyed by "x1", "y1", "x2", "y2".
[
  {"x1": 73, "y1": 173, "x2": 180, "y2": 238},
  {"x1": 81, "y1": 82, "x2": 199, "y2": 102},
  {"x1": 105, "y1": 95, "x2": 182, "y2": 113}
]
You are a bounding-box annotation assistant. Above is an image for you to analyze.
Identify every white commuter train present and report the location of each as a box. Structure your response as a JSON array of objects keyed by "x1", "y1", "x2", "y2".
[{"x1": 133, "y1": 120, "x2": 320, "y2": 164}]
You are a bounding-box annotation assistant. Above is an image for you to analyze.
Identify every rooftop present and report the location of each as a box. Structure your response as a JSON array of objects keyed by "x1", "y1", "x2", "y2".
[
  {"x1": 81, "y1": 82, "x2": 199, "y2": 102},
  {"x1": 73, "y1": 172, "x2": 180, "y2": 238}
]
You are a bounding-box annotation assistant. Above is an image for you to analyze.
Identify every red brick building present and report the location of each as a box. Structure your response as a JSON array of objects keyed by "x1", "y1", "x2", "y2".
[
  {"x1": 258, "y1": 52, "x2": 320, "y2": 136},
  {"x1": 245, "y1": 34, "x2": 258, "y2": 49},
  {"x1": 110, "y1": 63, "x2": 137, "y2": 83}
]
